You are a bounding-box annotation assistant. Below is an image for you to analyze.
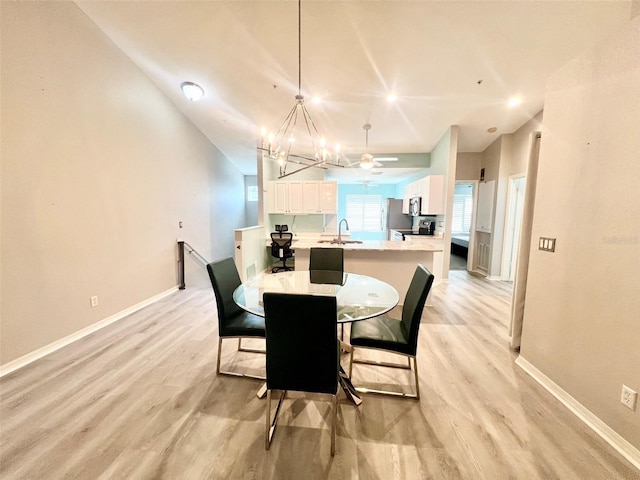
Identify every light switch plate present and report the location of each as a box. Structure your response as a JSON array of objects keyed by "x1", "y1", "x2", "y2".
[{"x1": 539, "y1": 237, "x2": 556, "y2": 252}]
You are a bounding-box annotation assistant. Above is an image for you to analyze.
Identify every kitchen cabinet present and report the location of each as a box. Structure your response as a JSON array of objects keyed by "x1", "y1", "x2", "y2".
[
  {"x1": 268, "y1": 180, "x2": 336, "y2": 214},
  {"x1": 419, "y1": 175, "x2": 445, "y2": 215},
  {"x1": 476, "y1": 180, "x2": 495, "y2": 233},
  {"x1": 303, "y1": 181, "x2": 337, "y2": 214},
  {"x1": 402, "y1": 175, "x2": 445, "y2": 215},
  {"x1": 268, "y1": 180, "x2": 303, "y2": 214}
]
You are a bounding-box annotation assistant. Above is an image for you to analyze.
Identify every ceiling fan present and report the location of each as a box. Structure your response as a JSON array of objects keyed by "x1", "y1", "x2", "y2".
[{"x1": 346, "y1": 123, "x2": 386, "y2": 169}]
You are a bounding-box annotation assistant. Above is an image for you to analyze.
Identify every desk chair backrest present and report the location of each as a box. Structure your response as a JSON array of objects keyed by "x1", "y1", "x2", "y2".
[
  {"x1": 309, "y1": 247, "x2": 344, "y2": 273},
  {"x1": 401, "y1": 264, "x2": 435, "y2": 356},
  {"x1": 207, "y1": 257, "x2": 244, "y2": 329},
  {"x1": 270, "y1": 232, "x2": 293, "y2": 258},
  {"x1": 263, "y1": 293, "x2": 338, "y2": 394}
]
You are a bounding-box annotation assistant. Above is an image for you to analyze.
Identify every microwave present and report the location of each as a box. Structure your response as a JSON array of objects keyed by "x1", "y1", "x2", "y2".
[{"x1": 409, "y1": 197, "x2": 421, "y2": 216}]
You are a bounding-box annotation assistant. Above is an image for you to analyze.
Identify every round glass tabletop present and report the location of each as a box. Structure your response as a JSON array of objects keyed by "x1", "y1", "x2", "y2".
[{"x1": 233, "y1": 270, "x2": 399, "y2": 323}]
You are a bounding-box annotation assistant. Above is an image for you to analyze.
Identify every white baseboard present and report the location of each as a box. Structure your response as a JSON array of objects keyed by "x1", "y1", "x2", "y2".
[
  {"x1": 0, "y1": 286, "x2": 179, "y2": 378},
  {"x1": 516, "y1": 355, "x2": 640, "y2": 471}
]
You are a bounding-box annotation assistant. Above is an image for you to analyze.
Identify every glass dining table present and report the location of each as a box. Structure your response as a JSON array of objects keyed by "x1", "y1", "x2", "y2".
[
  {"x1": 233, "y1": 270, "x2": 400, "y2": 405},
  {"x1": 233, "y1": 270, "x2": 400, "y2": 323}
]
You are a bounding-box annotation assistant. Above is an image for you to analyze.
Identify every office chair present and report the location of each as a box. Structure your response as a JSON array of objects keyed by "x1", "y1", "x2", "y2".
[
  {"x1": 348, "y1": 264, "x2": 434, "y2": 399},
  {"x1": 270, "y1": 225, "x2": 294, "y2": 273},
  {"x1": 207, "y1": 257, "x2": 266, "y2": 380},
  {"x1": 263, "y1": 292, "x2": 340, "y2": 456}
]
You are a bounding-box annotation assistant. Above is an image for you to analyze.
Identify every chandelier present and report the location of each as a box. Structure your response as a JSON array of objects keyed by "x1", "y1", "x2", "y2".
[{"x1": 258, "y1": 0, "x2": 344, "y2": 179}]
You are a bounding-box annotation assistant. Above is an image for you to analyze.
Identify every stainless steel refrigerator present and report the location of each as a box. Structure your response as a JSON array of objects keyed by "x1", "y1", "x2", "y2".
[{"x1": 386, "y1": 198, "x2": 412, "y2": 239}]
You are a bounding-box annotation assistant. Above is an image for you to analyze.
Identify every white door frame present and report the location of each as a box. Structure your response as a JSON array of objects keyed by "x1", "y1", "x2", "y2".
[{"x1": 501, "y1": 174, "x2": 526, "y2": 281}]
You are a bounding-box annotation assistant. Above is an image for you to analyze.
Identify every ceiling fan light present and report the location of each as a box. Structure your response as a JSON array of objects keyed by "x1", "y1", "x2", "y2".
[
  {"x1": 360, "y1": 153, "x2": 374, "y2": 169},
  {"x1": 180, "y1": 81, "x2": 204, "y2": 101}
]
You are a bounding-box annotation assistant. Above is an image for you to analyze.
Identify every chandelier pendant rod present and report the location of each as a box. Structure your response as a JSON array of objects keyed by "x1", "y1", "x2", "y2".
[{"x1": 298, "y1": 0, "x2": 302, "y2": 97}]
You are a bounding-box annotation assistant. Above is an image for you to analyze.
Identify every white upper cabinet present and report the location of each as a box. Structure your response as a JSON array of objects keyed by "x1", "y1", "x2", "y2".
[
  {"x1": 268, "y1": 180, "x2": 303, "y2": 214},
  {"x1": 318, "y1": 181, "x2": 337, "y2": 213},
  {"x1": 402, "y1": 175, "x2": 445, "y2": 215},
  {"x1": 269, "y1": 180, "x2": 336, "y2": 214},
  {"x1": 419, "y1": 175, "x2": 445, "y2": 215}
]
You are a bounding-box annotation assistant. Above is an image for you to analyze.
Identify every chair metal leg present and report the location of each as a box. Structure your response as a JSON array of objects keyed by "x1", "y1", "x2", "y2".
[
  {"x1": 350, "y1": 347, "x2": 420, "y2": 399},
  {"x1": 217, "y1": 337, "x2": 266, "y2": 380},
  {"x1": 238, "y1": 337, "x2": 266, "y2": 354},
  {"x1": 331, "y1": 394, "x2": 337, "y2": 456},
  {"x1": 216, "y1": 337, "x2": 223, "y2": 375},
  {"x1": 265, "y1": 389, "x2": 286, "y2": 450},
  {"x1": 413, "y1": 356, "x2": 420, "y2": 400}
]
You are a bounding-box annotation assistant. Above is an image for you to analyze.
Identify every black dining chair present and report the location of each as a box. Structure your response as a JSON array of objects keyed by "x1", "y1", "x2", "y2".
[
  {"x1": 263, "y1": 292, "x2": 340, "y2": 456},
  {"x1": 270, "y1": 230, "x2": 294, "y2": 273},
  {"x1": 309, "y1": 247, "x2": 345, "y2": 337},
  {"x1": 309, "y1": 247, "x2": 344, "y2": 273},
  {"x1": 348, "y1": 264, "x2": 434, "y2": 399},
  {"x1": 207, "y1": 257, "x2": 266, "y2": 380}
]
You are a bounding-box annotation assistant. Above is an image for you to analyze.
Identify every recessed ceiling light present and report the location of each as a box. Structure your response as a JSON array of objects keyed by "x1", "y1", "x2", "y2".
[
  {"x1": 312, "y1": 96, "x2": 322, "y2": 104},
  {"x1": 386, "y1": 93, "x2": 397, "y2": 102},
  {"x1": 487, "y1": 127, "x2": 497, "y2": 133},
  {"x1": 508, "y1": 97, "x2": 522, "y2": 107},
  {"x1": 181, "y1": 81, "x2": 204, "y2": 101}
]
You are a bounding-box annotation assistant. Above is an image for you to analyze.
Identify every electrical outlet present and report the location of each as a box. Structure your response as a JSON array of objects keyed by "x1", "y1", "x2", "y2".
[
  {"x1": 90, "y1": 296, "x2": 99, "y2": 308},
  {"x1": 620, "y1": 385, "x2": 637, "y2": 410}
]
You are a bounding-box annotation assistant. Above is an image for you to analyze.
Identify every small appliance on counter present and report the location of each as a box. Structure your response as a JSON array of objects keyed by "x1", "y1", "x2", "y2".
[{"x1": 418, "y1": 219, "x2": 436, "y2": 236}]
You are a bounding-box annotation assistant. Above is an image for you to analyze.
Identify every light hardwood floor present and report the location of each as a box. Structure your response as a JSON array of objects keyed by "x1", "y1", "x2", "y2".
[{"x1": 1, "y1": 271, "x2": 638, "y2": 479}]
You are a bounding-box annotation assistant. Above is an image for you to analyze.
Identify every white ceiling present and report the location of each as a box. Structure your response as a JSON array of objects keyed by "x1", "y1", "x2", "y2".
[{"x1": 76, "y1": 1, "x2": 633, "y2": 181}]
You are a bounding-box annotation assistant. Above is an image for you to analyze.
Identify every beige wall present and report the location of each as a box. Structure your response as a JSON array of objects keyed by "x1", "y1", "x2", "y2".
[
  {"x1": 510, "y1": 111, "x2": 543, "y2": 176},
  {"x1": 0, "y1": 2, "x2": 246, "y2": 364},
  {"x1": 455, "y1": 153, "x2": 481, "y2": 181},
  {"x1": 520, "y1": 16, "x2": 640, "y2": 448},
  {"x1": 476, "y1": 114, "x2": 544, "y2": 278}
]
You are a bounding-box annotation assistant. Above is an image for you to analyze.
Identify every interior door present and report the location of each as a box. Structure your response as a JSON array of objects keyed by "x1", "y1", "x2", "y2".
[{"x1": 503, "y1": 176, "x2": 526, "y2": 281}]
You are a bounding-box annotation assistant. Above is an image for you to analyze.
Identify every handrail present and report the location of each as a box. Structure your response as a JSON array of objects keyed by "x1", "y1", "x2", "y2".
[{"x1": 177, "y1": 240, "x2": 209, "y2": 289}]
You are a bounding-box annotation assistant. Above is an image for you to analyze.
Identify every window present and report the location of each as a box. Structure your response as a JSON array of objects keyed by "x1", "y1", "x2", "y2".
[
  {"x1": 247, "y1": 185, "x2": 258, "y2": 202},
  {"x1": 452, "y1": 193, "x2": 473, "y2": 233},
  {"x1": 346, "y1": 194, "x2": 384, "y2": 232}
]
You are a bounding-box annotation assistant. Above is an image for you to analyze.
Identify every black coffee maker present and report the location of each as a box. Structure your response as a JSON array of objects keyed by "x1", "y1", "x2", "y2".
[{"x1": 418, "y1": 219, "x2": 436, "y2": 235}]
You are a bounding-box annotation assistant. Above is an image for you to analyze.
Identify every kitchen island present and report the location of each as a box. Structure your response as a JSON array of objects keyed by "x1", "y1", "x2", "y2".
[{"x1": 292, "y1": 239, "x2": 443, "y2": 304}]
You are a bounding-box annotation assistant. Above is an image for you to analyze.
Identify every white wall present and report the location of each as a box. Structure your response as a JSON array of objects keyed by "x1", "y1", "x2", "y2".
[
  {"x1": 0, "y1": 1, "x2": 246, "y2": 365},
  {"x1": 520, "y1": 15, "x2": 640, "y2": 449}
]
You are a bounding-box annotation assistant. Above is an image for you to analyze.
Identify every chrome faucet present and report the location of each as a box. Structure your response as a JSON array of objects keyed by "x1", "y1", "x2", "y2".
[{"x1": 337, "y1": 218, "x2": 349, "y2": 244}]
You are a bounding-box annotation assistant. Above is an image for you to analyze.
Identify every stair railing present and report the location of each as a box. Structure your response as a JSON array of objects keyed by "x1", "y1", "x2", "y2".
[{"x1": 177, "y1": 240, "x2": 209, "y2": 289}]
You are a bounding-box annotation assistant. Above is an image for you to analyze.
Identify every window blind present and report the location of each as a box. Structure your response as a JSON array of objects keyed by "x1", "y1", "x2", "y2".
[{"x1": 346, "y1": 194, "x2": 384, "y2": 232}]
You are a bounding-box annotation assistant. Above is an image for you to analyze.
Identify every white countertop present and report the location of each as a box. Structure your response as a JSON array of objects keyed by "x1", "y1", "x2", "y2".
[{"x1": 291, "y1": 239, "x2": 443, "y2": 252}]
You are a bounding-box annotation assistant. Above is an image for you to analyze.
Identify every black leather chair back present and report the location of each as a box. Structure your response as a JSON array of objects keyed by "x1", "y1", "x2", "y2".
[
  {"x1": 400, "y1": 265, "x2": 435, "y2": 356},
  {"x1": 263, "y1": 293, "x2": 338, "y2": 395},
  {"x1": 207, "y1": 257, "x2": 244, "y2": 330},
  {"x1": 309, "y1": 247, "x2": 344, "y2": 273}
]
